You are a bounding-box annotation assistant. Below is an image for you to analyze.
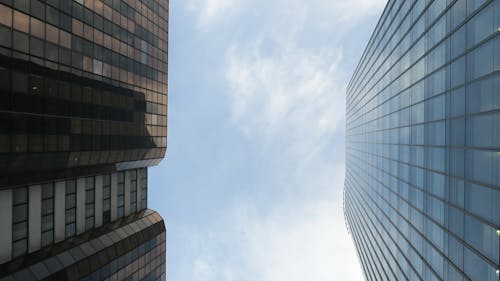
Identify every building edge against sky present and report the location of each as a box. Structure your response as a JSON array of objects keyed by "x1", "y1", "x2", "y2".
[
  {"x1": 344, "y1": 0, "x2": 499, "y2": 281},
  {"x1": 0, "y1": 0, "x2": 169, "y2": 280}
]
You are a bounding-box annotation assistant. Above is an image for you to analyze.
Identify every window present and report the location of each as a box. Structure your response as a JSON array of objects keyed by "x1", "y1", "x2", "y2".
[
  {"x1": 30, "y1": 0, "x2": 45, "y2": 21},
  {"x1": 60, "y1": 30, "x2": 71, "y2": 49},
  {"x1": 0, "y1": 25, "x2": 11, "y2": 48},
  {"x1": 117, "y1": 172, "x2": 125, "y2": 217},
  {"x1": 466, "y1": 75, "x2": 499, "y2": 114},
  {"x1": 410, "y1": 102, "x2": 424, "y2": 124},
  {"x1": 450, "y1": 56, "x2": 465, "y2": 88},
  {"x1": 466, "y1": 150, "x2": 499, "y2": 186},
  {"x1": 13, "y1": 10, "x2": 29, "y2": 33},
  {"x1": 467, "y1": 112, "x2": 500, "y2": 148},
  {"x1": 0, "y1": 4, "x2": 12, "y2": 28},
  {"x1": 41, "y1": 183, "x2": 54, "y2": 247},
  {"x1": 448, "y1": 207, "x2": 464, "y2": 239},
  {"x1": 448, "y1": 87, "x2": 465, "y2": 117},
  {"x1": 45, "y1": 42, "x2": 58, "y2": 62},
  {"x1": 65, "y1": 180, "x2": 76, "y2": 238},
  {"x1": 450, "y1": 26, "x2": 465, "y2": 59},
  {"x1": 425, "y1": 95, "x2": 445, "y2": 122},
  {"x1": 426, "y1": 147, "x2": 445, "y2": 173},
  {"x1": 448, "y1": 117, "x2": 465, "y2": 147},
  {"x1": 425, "y1": 121, "x2": 445, "y2": 146},
  {"x1": 45, "y1": 5, "x2": 59, "y2": 26},
  {"x1": 449, "y1": 149, "x2": 465, "y2": 177},
  {"x1": 140, "y1": 168, "x2": 147, "y2": 209},
  {"x1": 465, "y1": 183, "x2": 500, "y2": 226},
  {"x1": 85, "y1": 176, "x2": 95, "y2": 231},
  {"x1": 103, "y1": 175, "x2": 111, "y2": 224},
  {"x1": 12, "y1": 188, "x2": 28, "y2": 258},
  {"x1": 130, "y1": 171, "x2": 137, "y2": 213},
  {"x1": 466, "y1": 2, "x2": 494, "y2": 48},
  {"x1": 466, "y1": 39, "x2": 494, "y2": 81},
  {"x1": 13, "y1": 0, "x2": 29, "y2": 13},
  {"x1": 464, "y1": 215, "x2": 499, "y2": 264},
  {"x1": 30, "y1": 36, "x2": 44, "y2": 58},
  {"x1": 13, "y1": 30, "x2": 29, "y2": 53}
]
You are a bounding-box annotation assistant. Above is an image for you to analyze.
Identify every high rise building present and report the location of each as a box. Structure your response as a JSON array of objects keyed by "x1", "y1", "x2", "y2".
[
  {"x1": 0, "y1": 0, "x2": 168, "y2": 280},
  {"x1": 344, "y1": 0, "x2": 499, "y2": 281}
]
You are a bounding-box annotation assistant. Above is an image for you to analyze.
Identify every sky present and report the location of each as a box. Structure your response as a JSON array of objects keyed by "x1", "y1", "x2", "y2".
[{"x1": 149, "y1": 0, "x2": 386, "y2": 280}]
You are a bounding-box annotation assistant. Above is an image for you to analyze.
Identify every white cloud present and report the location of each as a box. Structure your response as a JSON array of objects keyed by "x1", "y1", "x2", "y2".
[
  {"x1": 185, "y1": 164, "x2": 363, "y2": 281},
  {"x1": 186, "y1": 0, "x2": 242, "y2": 28},
  {"x1": 222, "y1": 0, "x2": 387, "y2": 146},
  {"x1": 226, "y1": 42, "x2": 345, "y2": 144},
  {"x1": 193, "y1": 257, "x2": 216, "y2": 280},
  {"x1": 322, "y1": 0, "x2": 387, "y2": 23}
]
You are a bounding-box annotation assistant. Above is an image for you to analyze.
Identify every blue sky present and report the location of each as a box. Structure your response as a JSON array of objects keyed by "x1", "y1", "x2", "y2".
[{"x1": 149, "y1": 0, "x2": 386, "y2": 280}]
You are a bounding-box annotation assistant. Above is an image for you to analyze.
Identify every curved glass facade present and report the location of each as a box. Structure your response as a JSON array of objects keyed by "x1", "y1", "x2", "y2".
[
  {"x1": 344, "y1": 0, "x2": 499, "y2": 280},
  {"x1": 0, "y1": 0, "x2": 169, "y2": 187}
]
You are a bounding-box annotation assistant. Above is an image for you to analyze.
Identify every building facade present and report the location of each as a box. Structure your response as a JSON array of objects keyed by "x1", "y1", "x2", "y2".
[
  {"x1": 344, "y1": 0, "x2": 498, "y2": 281},
  {"x1": 0, "y1": 0, "x2": 168, "y2": 280}
]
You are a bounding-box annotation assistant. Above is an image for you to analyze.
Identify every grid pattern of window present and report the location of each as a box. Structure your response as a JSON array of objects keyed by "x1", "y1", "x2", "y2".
[
  {"x1": 80, "y1": 234, "x2": 166, "y2": 281},
  {"x1": 130, "y1": 170, "x2": 137, "y2": 213},
  {"x1": 12, "y1": 187, "x2": 28, "y2": 258},
  {"x1": 344, "y1": 0, "x2": 499, "y2": 281},
  {"x1": 65, "y1": 179, "x2": 77, "y2": 238},
  {"x1": 117, "y1": 172, "x2": 125, "y2": 217},
  {"x1": 103, "y1": 174, "x2": 111, "y2": 224},
  {"x1": 41, "y1": 183, "x2": 54, "y2": 247},
  {"x1": 85, "y1": 176, "x2": 95, "y2": 231},
  {"x1": 0, "y1": 0, "x2": 168, "y2": 187},
  {"x1": 1, "y1": 209, "x2": 165, "y2": 281},
  {"x1": 5, "y1": 167, "x2": 148, "y2": 262}
]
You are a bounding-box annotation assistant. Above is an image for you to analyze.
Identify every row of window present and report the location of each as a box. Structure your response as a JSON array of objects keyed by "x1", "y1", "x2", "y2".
[
  {"x1": 348, "y1": 71, "x2": 498, "y2": 136},
  {"x1": 0, "y1": 2, "x2": 168, "y2": 98},
  {"x1": 347, "y1": 0, "x2": 498, "y2": 126},
  {"x1": 346, "y1": 156, "x2": 499, "y2": 281},
  {"x1": 348, "y1": 35, "x2": 499, "y2": 132},
  {"x1": 11, "y1": 168, "x2": 148, "y2": 258}
]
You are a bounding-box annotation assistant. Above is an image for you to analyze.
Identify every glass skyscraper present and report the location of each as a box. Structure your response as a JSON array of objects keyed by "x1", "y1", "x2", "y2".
[
  {"x1": 344, "y1": 0, "x2": 498, "y2": 280},
  {"x1": 0, "y1": 0, "x2": 168, "y2": 280}
]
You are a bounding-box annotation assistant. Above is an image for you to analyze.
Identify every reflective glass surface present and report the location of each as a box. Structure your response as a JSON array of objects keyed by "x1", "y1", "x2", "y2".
[
  {"x1": 0, "y1": 0, "x2": 169, "y2": 187},
  {"x1": 344, "y1": 0, "x2": 500, "y2": 280}
]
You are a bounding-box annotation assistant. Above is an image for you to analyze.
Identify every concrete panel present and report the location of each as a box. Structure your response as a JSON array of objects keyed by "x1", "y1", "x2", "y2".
[
  {"x1": 0, "y1": 189, "x2": 13, "y2": 263},
  {"x1": 124, "y1": 171, "x2": 131, "y2": 216},
  {"x1": 28, "y1": 185, "x2": 42, "y2": 253},
  {"x1": 76, "y1": 178, "x2": 86, "y2": 235},
  {"x1": 94, "y1": 175, "x2": 103, "y2": 228},
  {"x1": 54, "y1": 181, "x2": 66, "y2": 243},
  {"x1": 110, "y1": 173, "x2": 118, "y2": 222}
]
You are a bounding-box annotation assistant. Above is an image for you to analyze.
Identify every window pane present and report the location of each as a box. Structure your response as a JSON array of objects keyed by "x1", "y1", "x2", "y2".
[
  {"x1": 467, "y1": 39, "x2": 494, "y2": 81},
  {"x1": 12, "y1": 239, "x2": 27, "y2": 257},
  {"x1": 12, "y1": 221, "x2": 27, "y2": 240},
  {"x1": 65, "y1": 223, "x2": 75, "y2": 237},
  {"x1": 13, "y1": 30, "x2": 28, "y2": 53},
  {"x1": 41, "y1": 214, "x2": 53, "y2": 231},
  {"x1": 467, "y1": 74, "x2": 499, "y2": 114},
  {"x1": 42, "y1": 198, "x2": 54, "y2": 215},
  {"x1": 66, "y1": 194, "x2": 76, "y2": 208},
  {"x1": 41, "y1": 230, "x2": 53, "y2": 247},
  {"x1": 13, "y1": 205, "x2": 27, "y2": 223},
  {"x1": 65, "y1": 209, "x2": 75, "y2": 223},
  {"x1": 465, "y1": 183, "x2": 500, "y2": 225}
]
